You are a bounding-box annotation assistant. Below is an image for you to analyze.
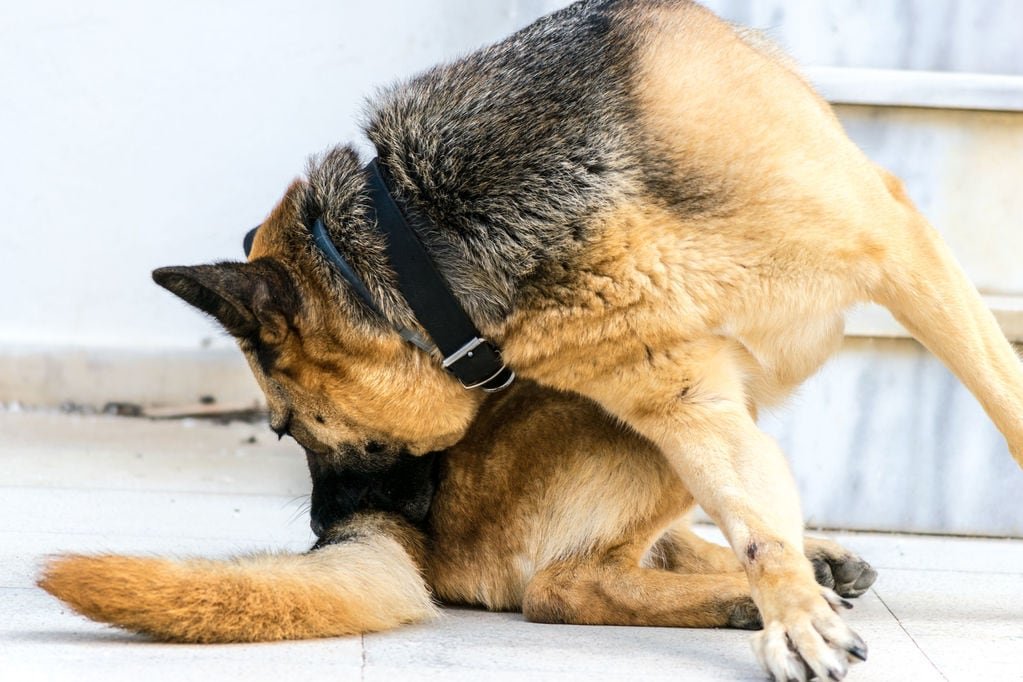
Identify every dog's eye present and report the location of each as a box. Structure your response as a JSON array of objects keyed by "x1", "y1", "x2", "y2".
[
  {"x1": 314, "y1": 415, "x2": 326, "y2": 425},
  {"x1": 365, "y1": 440, "x2": 386, "y2": 455}
]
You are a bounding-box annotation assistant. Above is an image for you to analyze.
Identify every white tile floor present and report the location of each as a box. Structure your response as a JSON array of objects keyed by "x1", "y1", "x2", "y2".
[{"x1": 1, "y1": 411, "x2": 1021, "y2": 681}]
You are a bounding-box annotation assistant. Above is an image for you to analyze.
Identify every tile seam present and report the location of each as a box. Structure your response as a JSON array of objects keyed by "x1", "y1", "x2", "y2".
[{"x1": 872, "y1": 587, "x2": 949, "y2": 682}]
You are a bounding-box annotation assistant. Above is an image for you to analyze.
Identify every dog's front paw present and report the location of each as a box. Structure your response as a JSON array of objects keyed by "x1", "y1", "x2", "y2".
[
  {"x1": 806, "y1": 539, "x2": 877, "y2": 599},
  {"x1": 751, "y1": 588, "x2": 867, "y2": 681}
]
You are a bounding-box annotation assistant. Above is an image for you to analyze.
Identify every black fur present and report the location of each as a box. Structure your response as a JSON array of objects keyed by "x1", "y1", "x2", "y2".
[
  {"x1": 306, "y1": 447, "x2": 438, "y2": 542},
  {"x1": 286, "y1": 0, "x2": 730, "y2": 336},
  {"x1": 152, "y1": 260, "x2": 302, "y2": 373},
  {"x1": 363, "y1": 0, "x2": 637, "y2": 326}
]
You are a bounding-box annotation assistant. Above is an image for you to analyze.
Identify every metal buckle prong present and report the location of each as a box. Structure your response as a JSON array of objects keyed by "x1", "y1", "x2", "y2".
[{"x1": 442, "y1": 337, "x2": 486, "y2": 369}]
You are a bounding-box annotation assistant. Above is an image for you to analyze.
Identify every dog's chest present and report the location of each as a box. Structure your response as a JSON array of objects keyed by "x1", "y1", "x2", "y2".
[{"x1": 498, "y1": 206, "x2": 854, "y2": 405}]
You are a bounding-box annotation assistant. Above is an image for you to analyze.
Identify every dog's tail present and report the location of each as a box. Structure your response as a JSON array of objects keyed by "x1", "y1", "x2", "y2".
[{"x1": 37, "y1": 513, "x2": 437, "y2": 643}]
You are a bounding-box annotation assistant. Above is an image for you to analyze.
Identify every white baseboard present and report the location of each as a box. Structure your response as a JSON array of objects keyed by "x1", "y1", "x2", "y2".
[{"x1": 0, "y1": 346, "x2": 263, "y2": 409}]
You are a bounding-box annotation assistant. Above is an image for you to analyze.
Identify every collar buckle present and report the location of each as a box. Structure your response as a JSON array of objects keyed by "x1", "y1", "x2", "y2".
[
  {"x1": 289, "y1": 157, "x2": 515, "y2": 394},
  {"x1": 442, "y1": 337, "x2": 516, "y2": 392},
  {"x1": 441, "y1": 337, "x2": 486, "y2": 369}
]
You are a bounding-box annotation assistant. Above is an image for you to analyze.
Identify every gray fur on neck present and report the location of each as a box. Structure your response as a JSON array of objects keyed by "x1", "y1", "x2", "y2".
[
  {"x1": 302, "y1": 147, "x2": 421, "y2": 334},
  {"x1": 363, "y1": 0, "x2": 639, "y2": 328},
  {"x1": 299, "y1": 0, "x2": 719, "y2": 334}
]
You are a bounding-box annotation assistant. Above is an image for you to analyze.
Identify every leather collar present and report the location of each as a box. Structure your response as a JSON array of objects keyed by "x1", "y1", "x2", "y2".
[{"x1": 245, "y1": 158, "x2": 514, "y2": 393}]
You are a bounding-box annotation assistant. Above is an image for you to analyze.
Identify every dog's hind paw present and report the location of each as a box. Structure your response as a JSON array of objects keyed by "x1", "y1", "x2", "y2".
[
  {"x1": 805, "y1": 539, "x2": 877, "y2": 599},
  {"x1": 727, "y1": 597, "x2": 763, "y2": 630}
]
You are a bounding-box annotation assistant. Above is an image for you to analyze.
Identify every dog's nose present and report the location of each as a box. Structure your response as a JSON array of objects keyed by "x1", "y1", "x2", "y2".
[{"x1": 310, "y1": 517, "x2": 325, "y2": 537}]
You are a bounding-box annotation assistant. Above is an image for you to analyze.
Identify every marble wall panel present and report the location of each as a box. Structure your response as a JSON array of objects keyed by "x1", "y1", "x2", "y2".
[
  {"x1": 523, "y1": 1, "x2": 1023, "y2": 75},
  {"x1": 697, "y1": 0, "x2": 1023, "y2": 75},
  {"x1": 760, "y1": 338, "x2": 1023, "y2": 536}
]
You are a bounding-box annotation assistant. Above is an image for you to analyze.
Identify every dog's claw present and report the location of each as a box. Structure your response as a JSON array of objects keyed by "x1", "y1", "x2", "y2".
[
  {"x1": 822, "y1": 589, "x2": 855, "y2": 612},
  {"x1": 753, "y1": 583, "x2": 866, "y2": 682}
]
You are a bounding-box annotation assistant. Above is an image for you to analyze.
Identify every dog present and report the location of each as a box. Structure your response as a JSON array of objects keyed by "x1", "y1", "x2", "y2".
[
  {"x1": 40, "y1": 380, "x2": 876, "y2": 644},
  {"x1": 39, "y1": 1, "x2": 1023, "y2": 679}
]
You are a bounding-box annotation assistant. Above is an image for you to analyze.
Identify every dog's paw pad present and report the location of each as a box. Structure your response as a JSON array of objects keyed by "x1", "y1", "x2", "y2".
[
  {"x1": 728, "y1": 598, "x2": 763, "y2": 630},
  {"x1": 811, "y1": 551, "x2": 877, "y2": 599}
]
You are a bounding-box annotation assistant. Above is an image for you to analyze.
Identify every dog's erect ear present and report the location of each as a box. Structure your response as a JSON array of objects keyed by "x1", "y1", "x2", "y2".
[{"x1": 152, "y1": 261, "x2": 298, "y2": 342}]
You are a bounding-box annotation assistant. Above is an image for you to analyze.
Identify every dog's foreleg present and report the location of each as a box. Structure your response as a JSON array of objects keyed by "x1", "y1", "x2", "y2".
[
  {"x1": 665, "y1": 412, "x2": 864, "y2": 680},
  {"x1": 591, "y1": 340, "x2": 865, "y2": 681},
  {"x1": 873, "y1": 172, "x2": 1023, "y2": 466}
]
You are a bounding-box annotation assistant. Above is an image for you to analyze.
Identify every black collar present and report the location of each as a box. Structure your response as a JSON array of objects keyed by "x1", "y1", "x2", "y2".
[{"x1": 248, "y1": 158, "x2": 514, "y2": 393}]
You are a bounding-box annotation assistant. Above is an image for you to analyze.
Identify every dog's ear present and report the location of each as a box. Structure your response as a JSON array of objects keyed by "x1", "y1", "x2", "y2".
[{"x1": 152, "y1": 261, "x2": 298, "y2": 342}]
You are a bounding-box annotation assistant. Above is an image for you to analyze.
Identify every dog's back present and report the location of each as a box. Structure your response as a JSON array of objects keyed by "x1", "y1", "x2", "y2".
[{"x1": 363, "y1": 0, "x2": 743, "y2": 325}]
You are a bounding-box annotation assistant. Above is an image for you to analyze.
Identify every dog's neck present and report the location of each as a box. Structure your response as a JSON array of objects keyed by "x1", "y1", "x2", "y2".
[
  {"x1": 304, "y1": 144, "x2": 530, "y2": 337},
  {"x1": 310, "y1": 158, "x2": 514, "y2": 392}
]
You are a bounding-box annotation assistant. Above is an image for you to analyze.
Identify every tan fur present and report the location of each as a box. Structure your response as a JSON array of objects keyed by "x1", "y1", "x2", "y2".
[
  {"x1": 39, "y1": 514, "x2": 436, "y2": 643},
  {"x1": 76, "y1": 2, "x2": 1018, "y2": 677},
  {"x1": 39, "y1": 382, "x2": 874, "y2": 642},
  {"x1": 453, "y1": 6, "x2": 1022, "y2": 676},
  {"x1": 249, "y1": 208, "x2": 484, "y2": 457},
  {"x1": 473, "y1": 10, "x2": 915, "y2": 676}
]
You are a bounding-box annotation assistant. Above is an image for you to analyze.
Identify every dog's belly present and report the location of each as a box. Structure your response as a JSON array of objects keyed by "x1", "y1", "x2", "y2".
[{"x1": 425, "y1": 383, "x2": 692, "y2": 611}]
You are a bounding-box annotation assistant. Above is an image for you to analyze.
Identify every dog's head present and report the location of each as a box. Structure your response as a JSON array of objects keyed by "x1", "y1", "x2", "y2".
[{"x1": 153, "y1": 152, "x2": 483, "y2": 472}]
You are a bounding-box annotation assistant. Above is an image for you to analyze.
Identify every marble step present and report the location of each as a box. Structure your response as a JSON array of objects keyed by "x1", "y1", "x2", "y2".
[{"x1": 809, "y1": 67, "x2": 1023, "y2": 112}]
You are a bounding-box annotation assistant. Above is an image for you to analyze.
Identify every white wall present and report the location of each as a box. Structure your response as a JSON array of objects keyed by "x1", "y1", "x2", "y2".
[
  {"x1": 1, "y1": 1, "x2": 546, "y2": 350},
  {"x1": 4, "y1": 1, "x2": 1023, "y2": 533},
  {"x1": 4, "y1": 0, "x2": 1021, "y2": 351},
  {"x1": 702, "y1": 0, "x2": 1023, "y2": 74}
]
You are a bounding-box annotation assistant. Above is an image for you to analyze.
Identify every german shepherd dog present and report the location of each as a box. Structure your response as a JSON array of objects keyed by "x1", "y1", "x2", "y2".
[
  {"x1": 39, "y1": 1, "x2": 1023, "y2": 679},
  {"x1": 40, "y1": 380, "x2": 876, "y2": 642}
]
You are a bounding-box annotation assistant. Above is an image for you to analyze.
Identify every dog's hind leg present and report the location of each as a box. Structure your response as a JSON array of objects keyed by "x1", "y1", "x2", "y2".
[
  {"x1": 648, "y1": 523, "x2": 746, "y2": 574},
  {"x1": 523, "y1": 559, "x2": 761, "y2": 630},
  {"x1": 871, "y1": 170, "x2": 1023, "y2": 466},
  {"x1": 803, "y1": 537, "x2": 877, "y2": 599},
  {"x1": 652, "y1": 524, "x2": 878, "y2": 598}
]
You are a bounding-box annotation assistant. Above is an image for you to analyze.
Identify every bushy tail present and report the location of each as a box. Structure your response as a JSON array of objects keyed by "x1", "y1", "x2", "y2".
[{"x1": 37, "y1": 514, "x2": 437, "y2": 643}]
